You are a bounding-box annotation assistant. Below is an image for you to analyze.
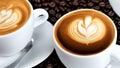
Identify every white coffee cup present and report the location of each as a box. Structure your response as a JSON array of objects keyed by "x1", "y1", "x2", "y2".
[
  {"x1": 53, "y1": 9, "x2": 120, "y2": 68},
  {"x1": 0, "y1": 0, "x2": 48, "y2": 56}
]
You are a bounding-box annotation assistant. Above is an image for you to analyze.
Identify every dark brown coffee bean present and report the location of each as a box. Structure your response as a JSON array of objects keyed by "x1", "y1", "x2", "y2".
[
  {"x1": 118, "y1": 40, "x2": 120, "y2": 45},
  {"x1": 56, "y1": 13, "x2": 61, "y2": 18},
  {"x1": 34, "y1": 3, "x2": 38, "y2": 7},
  {"x1": 41, "y1": 0, "x2": 46, "y2": 2},
  {"x1": 87, "y1": 2, "x2": 94, "y2": 7},
  {"x1": 80, "y1": 0, "x2": 86, "y2": 3},
  {"x1": 99, "y1": 2, "x2": 105, "y2": 7},
  {"x1": 55, "y1": 0, "x2": 60, "y2": 4},
  {"x1": 66, "y1": 0, "x2": 70, "y2": 2},
  {"x1": 106, "y1": 4, "x2": 111, "y2": 9},
  {"x1": 38, "y1": 4, "x2": 42, "y2": 7},
  {"x1": 93, "y1": 6, "x2": 100, "y2": 10},
  {"x1": 46, "y1": 64, "x2": 53, "y2": 68},
  {"x1": 55, "y1": 7, "x2": 60, "y2": 12},
  {"x1": 91, "y1": 0, "x2": 100, "y2": 3},
  {"x1": 103, "y1": 9, "x2": 109, "y2": 13},
  {"x1": 116, "y1": 17, "x2": 120, "y2": 21},
  {"x1": 108, "y1": 11, "x2": 114, "y2": 16},
  {"x1": 80, "y1": 3, "x2": 84, "y2": 6},
  {"x1": 42, "y1": 3, "x2": 48, "y2": 6},
  {"x1": 66, "y1": 9, "x2": 72, "y2": 12},
  {"x1": 34, "y1": 0, "x2": 41, "y2": 3},
  {"x1": 118, "y1": 21, "x2": 120, "y2": 26},
  {"x1": 45, "y1": 8, "x2": 49, "y2": 11},
  {"x1": 68, "y1": 2, "x2": 72, "y2": 5},
  {"x1": 59, "y1": 6, "x2": 65, "y2": 11},
  {"x1": 72, "y1": 1, "x2": 79, "y2": 6},
  {"x1": 83, "y1": 4, "x2": 87, "y2": 7},
  {"x1": 66, "y1": 4, "x2": 70, "y2": 7},
  {"x1": 49, "y1": 2, "x2": 56, "y2": 8},
  {"x1": 50, "y1": 17, "x2": 57, "y2": 23},
  {"x1": 60, "y1": 1, "x2": 66, "y2": 6},
  {"x1": 49, "y1": 10, "x2": 56, "y2": 15}
]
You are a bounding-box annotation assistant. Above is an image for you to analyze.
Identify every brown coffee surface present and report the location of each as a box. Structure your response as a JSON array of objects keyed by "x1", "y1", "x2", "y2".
[
  {"x1": 55, "y1": 10, "x2": 115, "y2": 55},
  {"x1": 0, "y1": 0, "x2": 31, "y2": 35}
]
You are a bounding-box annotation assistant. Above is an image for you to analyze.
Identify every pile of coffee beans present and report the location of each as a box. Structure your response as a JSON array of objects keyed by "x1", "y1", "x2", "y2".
[{"x1": 29, "y1": 0, "x2": 120, "y2": 68}]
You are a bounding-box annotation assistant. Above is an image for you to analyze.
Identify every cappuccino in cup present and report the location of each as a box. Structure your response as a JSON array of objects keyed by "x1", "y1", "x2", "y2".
[
  {"x1": 0, "y1": 0, "x2": 48, "y2": 57},
  {"x1": 54, "y1": 9, "x2": 115, "y2": 55},
  {"x1": 0, "y1": 0, "x2": 30, "y2": 35}
]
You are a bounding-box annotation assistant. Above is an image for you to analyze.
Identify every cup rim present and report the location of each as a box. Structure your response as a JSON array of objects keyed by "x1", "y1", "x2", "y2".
[
  {"x1": 0, "y1": 0, "x2": 33, "y2": 38},
  {"x1": 53, "y1": 9, "x2": 117, "y2": 57}
]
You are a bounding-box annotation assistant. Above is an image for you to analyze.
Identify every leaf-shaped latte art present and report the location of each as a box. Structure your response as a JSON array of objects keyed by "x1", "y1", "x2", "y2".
[
  {"x1": 0, "y1": 4, "x2": 22, "y2": 30},
  {"x1": 68, "y1": 16, "x2": 106, "y2": 45}
]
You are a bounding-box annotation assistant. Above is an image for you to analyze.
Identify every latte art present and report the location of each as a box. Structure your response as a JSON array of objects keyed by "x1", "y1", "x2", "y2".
[
  {"x1": 0, "y1": 6, "x2": 22, "y2": 30},
  {"x1": 0, "y1": 0, "x2": 30, "y2": 35},
  {"x1": 68, "y1": 16, "x2": 106, "y2": 45}
]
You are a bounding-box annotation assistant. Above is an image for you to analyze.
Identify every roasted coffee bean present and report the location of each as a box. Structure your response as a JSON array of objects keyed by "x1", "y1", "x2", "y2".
[
  {"x1": 66, "y1": 9, "x2": 72, "y2": 12},
  {"x1": 99, "y1": 2, "x2": 105, "y2": 7},
  {"x1": 66, "y1": 0, "x2": 70, "y2": 2},
  {"x1": 34, "y1": 3, "x2": 38, "y2": 7},
  {"x1": 72, "y1": 1, "x2": 79, "y2": 6},
  {"x1": 56, "y1": 13, "x2": 61, "y2": 18},
  {"x1": 108, "y1": 11, "x2": 114, "y2": 16},
  {"x1": 83, "y1": 4, "x2": 87, "y2": 7},
  {"x1": 59, "y1": 6, "x2": 65, "y2": 11},
  {"x1": 88, "y1": 2, "x2": 94, "y2": 7},
  {"x1": 38, "y1": 4, "x2": 42, "y2": 7},
  {"x1": 49, "y1": 10, "x2": 56, "y2": 15},
  {"x1": 60, "y1": 1, "x2": 66, "y2": 6},
  {"x1": 80, "y1": 3, "x2": 84, "y2": 6},
  {"x1": 106, "y1": 4, "x2": 111, "y2": 9},
  {"x1": 66, "y1": 4, "x2": 70, "y2": 7},
  {"x1": 93, "y1": 6, "x2": 100, "y2": 10},
  {"x1": 50, "y1": 17, "x2": 57, "y2": 23},
  {"x1": 116, "y1": 17, "x2": 120, "y2": 21},
  {"x1": 118, "y1": 21, "x2": 120, "y2": 26},
  {"x1": 42, "y1": 3, "x2": 48, "y2": 6},
  {"x1": 54, "y1": 0, "x2": 60, "y2": 4},
  {"x1": 103, "y1": 9, "x2": 109, "y2": 13},
  {"x1": 118, "y1": 40, "x2": 120, "y2": 45},
  {"x1": 91, "y1": 0, "x2": 100, "y2": 3},
  {"x1": 49, "y1": 2, "x2": 56, "y2": 8},
  {"x1": 80, "y1": 0, "x2": 86, "y2": 3},
  {"x1": 34, "y1": 0, "x2": 41, "y2": 3},
  {"x1": 45, "y1": 7, "x2": 49, "y2": 11},
  {"x1": 55, "y1": 7, "x2": 60, "y2": 12},
  {"x1": 46, "y1": 64, "x2": 53, "y2": 68}
]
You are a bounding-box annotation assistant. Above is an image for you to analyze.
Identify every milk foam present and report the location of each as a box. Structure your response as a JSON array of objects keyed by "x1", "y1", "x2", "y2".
[
  {"x1": 68, "y1": 16, "x2": 106, "y2": 45},
  {"x1": 0, "y1": 5, "x2": 22, "y2": 30}
]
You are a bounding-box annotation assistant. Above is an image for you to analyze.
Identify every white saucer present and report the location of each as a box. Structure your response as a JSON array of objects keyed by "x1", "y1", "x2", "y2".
[
  {"x1": 3, "y1": 21, "x2": 54, "y2": 68},
  {"x1": 108, "y1": 57, "x2": 120, "y2": 68}
]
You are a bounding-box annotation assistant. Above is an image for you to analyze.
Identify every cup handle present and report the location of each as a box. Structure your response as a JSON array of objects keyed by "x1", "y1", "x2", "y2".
[
  {"x1": 33, "y1": 8, "x2": 49, "y2": 28},
  {"x1": 110, "y1": 44, "x2": 120, "y2": 61}
]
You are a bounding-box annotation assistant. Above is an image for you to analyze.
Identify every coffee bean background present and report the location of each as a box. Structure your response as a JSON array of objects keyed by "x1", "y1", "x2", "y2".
[{"x1": 29, "y1": 0, "x2": 120, "y2": 68}]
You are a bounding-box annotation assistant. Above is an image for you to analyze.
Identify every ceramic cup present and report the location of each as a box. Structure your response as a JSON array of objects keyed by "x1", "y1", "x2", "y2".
[
  {"x1": 53, "y1": 9, "x2": 120, "y2": 68},
  {"x1": 0, "y1": 0, "x2": 48, "y2": 56}
]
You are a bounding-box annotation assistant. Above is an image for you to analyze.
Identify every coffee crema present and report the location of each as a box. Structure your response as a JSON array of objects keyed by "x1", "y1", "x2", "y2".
[
  {"x1": 0, "y1": 0, "x2": 31, "y2": 35},
  {"x1": 55, "y1": 9, "x2": 115, "y2": 55}
]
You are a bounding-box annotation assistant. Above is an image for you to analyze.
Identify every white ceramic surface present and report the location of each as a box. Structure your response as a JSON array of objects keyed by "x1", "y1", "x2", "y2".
[
  {"x1": 1, "y1": 21, "x2": 54, "y2": 68},
  {"x1": 110, "y1": 57, "x2": 120, "y2": 68},
  {"x1": 14, "y1": 21, "x2": 54, "y2": 68}
]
